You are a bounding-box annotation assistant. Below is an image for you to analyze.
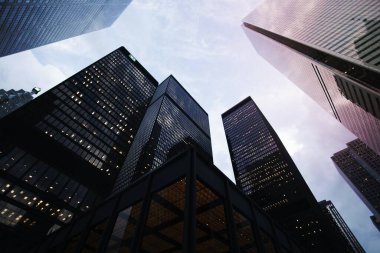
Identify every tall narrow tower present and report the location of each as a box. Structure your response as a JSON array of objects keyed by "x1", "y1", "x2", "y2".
[
  {"x1": 319, "y1": 200, "x2": 365, "y2": 253},
  {"x1": 222, "y1": 97, "x2": 356, "y2": 252},
  {"x1": 113, "y1": 75, "x2": 212, "y2": 193},
  {"x1": 0, "y1": 47, "x2": 157, "y2": 246},
  {"x1": 332, "y1": 139, "x2": 380, "y2": 231},
  {"x1": 242, "y1": 0, "x2": 380, "y2": 154}
]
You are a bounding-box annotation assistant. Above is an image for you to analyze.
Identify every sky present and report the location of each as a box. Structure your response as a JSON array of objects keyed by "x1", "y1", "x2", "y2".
[{"x1": 0, "y1": 0, "x2": 379, "y2": 251}]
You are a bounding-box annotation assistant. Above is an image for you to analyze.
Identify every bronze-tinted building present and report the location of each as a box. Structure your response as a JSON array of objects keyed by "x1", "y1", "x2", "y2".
[
  {"x1": 242, "y1": 0, "x2": 380, "y2": 155},
  {"x1": 33, "y1": 149, "x2": 305, "y2": 253}
]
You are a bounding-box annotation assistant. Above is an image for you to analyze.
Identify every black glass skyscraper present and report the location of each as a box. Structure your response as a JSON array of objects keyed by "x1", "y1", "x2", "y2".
[
  {"x1": 0, "y1": 0, "x2": 131, "y2": 57},
  {"x1": 32, "y1": 149, "x2": 306, "y2": 253},
  {"x1": 222, "y1": 97, "x2": 358, "y2": 252},
  {"x1": 332, "y1": 139, "x2": 380, "y2": 231},
  {"x1": 0, "y1": 87, "x2": 40, "y2": 119},
  {"x1": 243, "y1": 0, "x2": 380, "y2": 155},
  {"x1": 113, "y1": 75, "x2": 212, "y2": 194},
  {"x1": 319, "y1": 200, "x2": 365, "y2": 253},
  {"x1": 0, "y1": 47, "x2": 157, "y2": 249}
]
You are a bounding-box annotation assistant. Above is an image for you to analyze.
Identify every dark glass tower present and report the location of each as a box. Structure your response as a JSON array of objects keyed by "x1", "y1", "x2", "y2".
[
  {"x1": 319, "y1": 200, "x2": 365, "y2": 253},
  {"x1": 332, "y1": 139, "x2": 380, "y2": 231},
  {"x1": 0, "y1": 87, "x2": 40, "y2": 118},
  {"x1": 222, "y1": 97, "x2": 355, "y2": 252},
  {"x1": 32, "y1": 149, "x2": 305, "y2": 253},
  {"x1": 113, "y1": 75, "x2": 212, "y2": 194},
  {"x1": 0, "y1": 47, "x2": 157, "y2": 248},
  {"x1": 0, "y1": 0, "x2": 131, "y2": 57},
  {"x1": 242, "y1": 0, "x2": 380, "y2": 155}
]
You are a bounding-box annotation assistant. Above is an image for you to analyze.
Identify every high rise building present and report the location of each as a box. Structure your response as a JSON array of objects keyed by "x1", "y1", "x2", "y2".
[
  {"x1": 319, "y1": 200, "x2": 365, "y2": 253},
  {"x1": 0, "y1": 0, "x2": 131, "y2": 57},
  {"x1": 113, "y1": 75, "x2": 212, "y2": 194},
  {"x1": 0, "y1": 87, "x2": 40, "y2": 118},
  {"x1": 242, "y1": 0, "x2": 380, "y2": 155},
  {"x1": 222, "y1": 97, "x2": 356, "y2": 252},
  {"x1": 31, "y1": 148, "x2": 305, "y2": 253},
  {"x1": 332, "y1": 139, "x2": 380, "y2": 231},
  {"x1": 0, "y1": 47, "x2": 157, "y2": 248}
]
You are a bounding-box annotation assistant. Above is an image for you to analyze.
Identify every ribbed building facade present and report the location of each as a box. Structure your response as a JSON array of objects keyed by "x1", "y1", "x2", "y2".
[
  {"x1": 332, "y1": 139, "x2": 380, "y2": 231},
  {"x1": 113, "y1": 75, "x2": 212, "y2": 194},
  {"x1": 319, "y1": 200, "x2": 365, "y2": 253},
  {"x1": 243, "y1": 0, "x2": 380, "y2": 155},
  {"x1": 0, "y1": 47, "x2": 157, "y2": 251},
  {"x1": 222, "y1": 97, "x2": 358, "y2": 252},
  {"x1": 0, "y1": 0, "x2": 131, "y2": 57}
]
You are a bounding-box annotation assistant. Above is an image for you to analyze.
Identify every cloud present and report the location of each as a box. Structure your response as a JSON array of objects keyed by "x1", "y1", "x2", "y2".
[
  {"x1": 0, "y1": 51, "x2": 66, "y2": 94},
  {"x1": 2, "y1": 0, "x2": 377, "y2": 251}
]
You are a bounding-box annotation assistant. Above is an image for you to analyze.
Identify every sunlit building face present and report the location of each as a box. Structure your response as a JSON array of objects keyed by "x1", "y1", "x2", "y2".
[{"x1": 243, "y1": 0, "x2": 380, "y2": 155}]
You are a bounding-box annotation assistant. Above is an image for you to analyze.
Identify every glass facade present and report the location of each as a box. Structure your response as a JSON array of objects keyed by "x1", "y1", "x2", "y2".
[
  {"x1": 222, "y1": 97, "x2": 357, "y2": 252},
  {"x1": 243, "y1": 0, "x2": 380, "y2": 155},
  {"x1": 332, "y1": 138, "x2": 380, "y2": 231},
  {"x1": 113, "y1": 75, "x2": 212, "y2": 194},
  {"x1": 0, "y1": 89, "x2": 36, "y2": 119},
  {"x1": 0, "y1": 0, "x2": 132, "y2": 57},
  {"x1": 244, "y1": 0, "x2": 380, "y2": 78},
  {"x1": 0, "y1": 47, "x2": 157, "y2": 248},
  {"x1": 319, "y1": 200, "x2": 365, "y2": 253},
  {"x1": 33, "y1": 149, "x2": 304, "y2": 253}
]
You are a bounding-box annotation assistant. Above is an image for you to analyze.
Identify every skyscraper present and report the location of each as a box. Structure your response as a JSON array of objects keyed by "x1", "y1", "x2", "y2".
[
  {"x1": 332, "y1": 139, "x2": 380, "y2": 231},
  {"x1": 242, "y1": 0, "x2": 380, "y2": 155},
  {"x1": 0, "y1": 47, "x2": 157, "y2": 248},
  {"x1": 0, "y1": 87, "x2": 40, "y2": 118},
  {"x1": 113, "y1": 75, "x2": 212, "y2": 193},
  {"x1": 222, "y1": 97, "x2": 356, "y2": 252},
  {"x1": 31, "y1": 149, "x2": 305, "y2": 253},
  {"x1": 319, "y1": 200, "x2": 365, "y2": 253},
  {"x1": 0, "y1": 0, "x2": 131, "y2": 57}
]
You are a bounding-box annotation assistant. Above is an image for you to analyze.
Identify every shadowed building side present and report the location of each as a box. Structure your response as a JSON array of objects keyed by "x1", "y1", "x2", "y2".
[
  {"x1": 0, "y1": 0, "x2": 132, "y2": 57},
  {"x1": 242, "y1": 0, "x2": 380, "y2": 155},
  {"x1": 0, "y1": 47, "x2": 157, "y2": 249},
  {"x1": 222, "y1": 97, "x2": 359, "y2": 252}
]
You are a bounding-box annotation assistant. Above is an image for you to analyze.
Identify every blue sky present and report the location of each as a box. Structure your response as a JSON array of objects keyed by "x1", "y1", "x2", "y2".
[{"x1": 0, "y1": 0, "x2": 378, "y2": 251}]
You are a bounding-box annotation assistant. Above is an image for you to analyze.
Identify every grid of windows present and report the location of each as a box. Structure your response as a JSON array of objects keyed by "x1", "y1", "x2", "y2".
[
  {"x1": 243, "y1": 23, "x2": 380, "y2": 155},
  {"x1": 0, "y1": 0, "x2": 131, "y2": 57},
  {"x1": 244, "y1": 0, "x2": 380, "y2": 70},
  {"x1": 0, "y1": 89, "x2": 34, "y2": 119},
  {"x1": 222, "y1": 98, "x2": 308, "y2": 212},
  {"x1": 222, "y1": 97, "x2": 352, "y2": 252},
  {"x1": 32, "y1": 152, "x2": 304, "y2": 253},
  {"x1": 113, "y1": 77, "x2": 212, "y2": 193},
  {"x1": 332, "y1": 139, "x2": 380, "y2": 226},
  {"x1": 319, "y1": 200, "x2": 365, "y2": 253},
  {"x1": 33, "y1": 49, "x2": 156, "y2": 178},
  {"x1": 0, "y1": 47, "x2": 157, "y2": 242}
]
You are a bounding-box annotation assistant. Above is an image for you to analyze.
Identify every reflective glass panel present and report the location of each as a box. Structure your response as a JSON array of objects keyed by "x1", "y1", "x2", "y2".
[
  {"x1": 232, "y1": 209, "x2": 258, "y2": 253},
  {"x1": 195, "y1": 180, "x2": 230, "y2": 252},
  {"x1": 106, "y1": 201, "x2": 143, "y2": 253},
  {"x1": 81, "y1": 219, "x2": 110, "y2": 253},
  {"x1": 141, "y1": 178, "x2": 186, "y2": 252}
]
